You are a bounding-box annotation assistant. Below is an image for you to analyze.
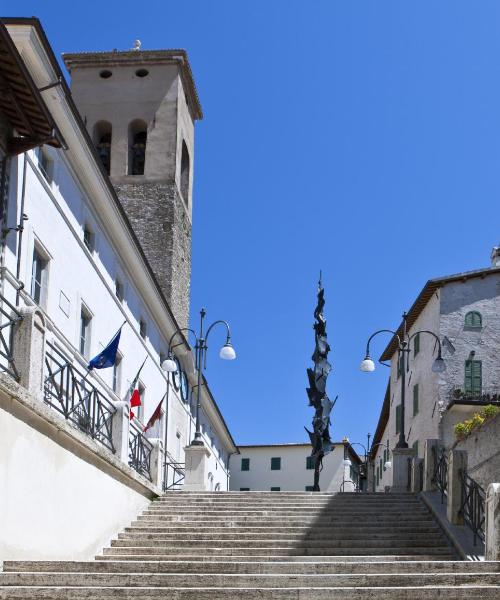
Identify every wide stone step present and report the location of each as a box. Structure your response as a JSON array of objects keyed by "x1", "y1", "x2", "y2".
[
  {"x1": 2, "y1": 572, "x2": 499, "y2": 588},
  {"x1": 96, "y1": 553, "x2": 459, "y2": 562},
  {"x1": 6, "y1": 560, "x2": 496, "y2": 575},
  {"x1": 1, "y1": 586, "x2": 499, "y2": 599},
  {"x1": 136, "y1": 515, "x2": 434, "y2": 524},
  {"x1": 126, "y1": 525, "x2": 442, "y2": 534},
  {"x1": 102, "y1": 546, "x2": 454, "y2": 557},
  {"x1": 143, "y1": 509, "x2": 431, "y2": 517}
]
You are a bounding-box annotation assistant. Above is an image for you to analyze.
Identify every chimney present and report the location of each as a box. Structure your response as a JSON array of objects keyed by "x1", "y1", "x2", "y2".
[{"x1": 491, "y1": 246, "x2": 500, "y2": 267}]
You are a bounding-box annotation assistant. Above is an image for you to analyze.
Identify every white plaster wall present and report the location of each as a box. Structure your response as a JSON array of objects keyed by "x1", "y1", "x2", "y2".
[
  {"x1": 229, "y1": 445, "x2": 357, "y2": 492},
  {"x1": 0, "y1": 405, "x2": 150, "y2": 561}
]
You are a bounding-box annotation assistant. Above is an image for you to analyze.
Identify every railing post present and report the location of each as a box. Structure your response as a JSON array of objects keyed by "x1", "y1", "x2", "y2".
[
  {"x1": 149, "y1": 438, "x2": 164, "y2": 489},
  {"x1": 111, "y1": 401, "x2": 130, "y2": 463},
  {"x1": 390, "y1": 447, "x2": 416, "y2": 493},
  {"x1": 12, "y1": 306, "x2": 46, "y2": 397},
  {"x1": 486, "y1": 483, "x2": 500, "y2": 560},
  {"x1": 411, "y1": 457, "x2": 424, "y2": 493},
  {"x1": 184, "y1": 444, "x2": 211, "y2": 491},
  {"x1": 423, "y1": 439, "x2": 439, "y2": 491},
  {"x1": 447, "y1": 449, "x2": 467, "y2": 525}
]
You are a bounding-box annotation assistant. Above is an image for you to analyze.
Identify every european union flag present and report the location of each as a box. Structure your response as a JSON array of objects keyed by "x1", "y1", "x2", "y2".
[{"x1": 88, "y1": 325, "x2": 123, "y2": 370}]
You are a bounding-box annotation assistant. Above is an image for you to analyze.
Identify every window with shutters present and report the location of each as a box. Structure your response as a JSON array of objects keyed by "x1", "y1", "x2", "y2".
[
  {"x1": 464, "y1": 311, "x2": 482, "y2": 329},
  {"x1": 305, "y1": 486, "x2": 314, "y2": 492},
  {"x1": 241, "y1": 458, "x2": 250, "y2": 471},
  {"x1": 240, "y1": 488, "x2": 250, "y2": 491},
  {"x1": 395, "y1": 404, "x2": 402, "y2": 434},
  {"x1": 270, "y1": 487, "x2": 280, "y2": 491},
  {"x1": 306, "y1": 456, "x2": 315, "y2": 470},
  {"x1": 413, "y1": 384, "x2": 419, "y2": 416},
  {"x1": 383, "y1": 449, "x2": 387, "y2": 471},
  {"x1": 412, "y1": 440, "x2": 419, "y2": 456},
  {"x1": 465, "y1": 360, "x2": 482, "y2": 395},
  {"x1": 397, "y1": 354, "x2": 403, "y2": 378},
  {"x1": 271, "y1": 457, "x2": 281, "y2": 470},
  {"x1": 414, "y1": 332, "x2": 420, "y2": 356}
]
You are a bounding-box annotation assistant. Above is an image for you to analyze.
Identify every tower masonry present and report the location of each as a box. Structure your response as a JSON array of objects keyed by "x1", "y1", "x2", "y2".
[{"x1": 63, "y1": 48, "x2": 203, "y2": 328}]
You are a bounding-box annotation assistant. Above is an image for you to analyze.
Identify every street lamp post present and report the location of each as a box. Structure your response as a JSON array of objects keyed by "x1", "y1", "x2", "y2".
[
  {"x1": 162, "y1": 307, "x2": 236, "y2": 447},
  {"x1": 360, "y1": 312, "x2": 446, "y2": 448}
]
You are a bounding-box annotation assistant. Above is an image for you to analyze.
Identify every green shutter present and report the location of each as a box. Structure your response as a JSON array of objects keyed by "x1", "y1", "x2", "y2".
[
  {"x1": 395, "y1": 404, "x2": 402, "y2": 434},
  {"x1": 306, "y1": 456, "x2": 315, "y2": 470},
  {"x1": 412, "y1": 440, "x2": 419, "y2": 456},
  {"x1": 465, "y1": 360, "x2": 482, "y2": 394},
  {"x1": 305, "y1": 485, "x2": 314, "y2": 492},
  {"x1": 271, "y1": 457, "x2": 281, "y2": 470},
  {"x1": 413, "y1": 384, "x2": 419, "y2": 416},
  {"x1": 241, "y1": 458, "x2": 250, "y2": 471},
  {"x1": 414, "y1": 333, "x2": 420, "y2": 356},
  {"x1": 240, "y1": 487, "x2": 250, "y2": 491},
  {"x1": 465, "y1": 312, "x2": 482, "y2": 328},
  {"x1": 397, "y1": 355, "x2": 402, "y2": 378},
  {"x1": 270, "y1": 487, "x2": 280, "y2": 491}
]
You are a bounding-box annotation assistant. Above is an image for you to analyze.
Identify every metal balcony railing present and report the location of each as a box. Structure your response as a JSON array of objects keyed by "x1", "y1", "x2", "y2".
[
  {"x1": 0, "y1": 294, "x2": 23, "y2": 380},
  {"x1": 129, "y1": 420, "x2": 153, "y2": 481},
  {"x1": 163, "y1": 461, "x2": 185, "y2": 491},
  {"x1": 450, "y1": 387, "x2": 500, "y2": 403},
  {"x1": 432, "y1": 446, "x2": 448, "y2": 504},
  {"x1": 44, "y1": 341, "x2": 116, "y2": 452}
]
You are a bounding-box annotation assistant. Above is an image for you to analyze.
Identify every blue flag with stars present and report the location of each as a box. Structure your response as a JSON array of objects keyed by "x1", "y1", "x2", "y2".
[{"x1": 88, "y1": 324, "x2": 124, "y2": 370}]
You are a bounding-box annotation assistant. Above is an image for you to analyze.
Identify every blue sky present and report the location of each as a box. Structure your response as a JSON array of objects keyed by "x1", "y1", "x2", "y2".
[{"x1": 6, "y1": 1, "x2": 500, "y2": 450}]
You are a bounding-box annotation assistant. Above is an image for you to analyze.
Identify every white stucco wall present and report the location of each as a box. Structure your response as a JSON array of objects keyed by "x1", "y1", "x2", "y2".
[{"x1": 229, "y1": 444, "x2": 359, "y2": 492}]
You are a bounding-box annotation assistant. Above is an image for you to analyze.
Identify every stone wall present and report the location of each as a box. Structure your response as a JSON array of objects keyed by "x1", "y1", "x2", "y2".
[
  {"x1": 454, "y1": 411, "x2": 500, "y2": 491},
  {"x1": 114, "y1": 180, "x2": 191, "y2": 329}
]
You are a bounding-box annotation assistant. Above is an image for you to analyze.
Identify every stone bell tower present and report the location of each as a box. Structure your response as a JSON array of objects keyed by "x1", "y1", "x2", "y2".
[{"x1": 63, "y1": 44, "x2": 203, "y2": 328}]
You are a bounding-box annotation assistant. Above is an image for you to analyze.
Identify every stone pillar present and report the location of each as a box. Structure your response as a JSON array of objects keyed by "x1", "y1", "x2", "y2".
[
  {"x1": 12, "y1": 306, "x2": 46, "y2": 398},
  {"x1": 447, "y1": 449, "x2": 467, "y2": 525},
  {"x1": 367, "y1": 461, "x2": 375, "y2": 492},
  {"x1": 390, "y1": 447, "x2": 416, "y2": 493},
  {"x1": 485, "y1": 483, "x2": 500, "y2": 560},
  {"x1": 183, "y1": 444, "x2": 211, "y2": 491},
  {"x1": 411, "y1": 457, "x2": 424, "y2": 493},
  {"x1": 423, "y1": 439, "x2": 440, "y2": 492},
  {"x1": 111, "y1": 401, "x2": 130, "y2": 463},
  {"x1": 149, "y1": 438, "x2": 164, "y2": 489}
]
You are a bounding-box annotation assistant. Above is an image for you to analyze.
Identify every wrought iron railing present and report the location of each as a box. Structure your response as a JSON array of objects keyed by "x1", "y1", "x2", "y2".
[
  {"x1": 162, "y1": 461, "x2": 185, "y2": 491},
  {"x1": 418, "y1": 459, "x2": 424, "y2": 492},
  {"x1": 450, "y1": 386, "x2": 500, "y2": 403},
  {"x1": 432, "y1": 446, "x2": 448, "y2": 504},
  {"x1": 459, "y1": 470, "x2": 485, "y2": 546},
  {"x1": 129, "y1": 420, "x2": 153, "y2": 481},
  {"x1": 0, "y1": 295, "x2": 23, "y2": 380},
  {"x1": 44, "y1": 342, "x2": 116, "y2": 452}
]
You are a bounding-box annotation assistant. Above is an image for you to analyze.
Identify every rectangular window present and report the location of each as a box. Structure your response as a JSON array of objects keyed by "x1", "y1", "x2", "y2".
[
  {"x1": 383, "y1": 449, "x2": 387, "y2": 471},
  {"x1": 395, "y1": 404, "x2": 402, "y2": 434},
  {"x1": 376, "y1": 468, "x2": 379, "y2": 486},
  {"x1": 79, "y1": 306, "x2": 92, "y2": 358},
  {"x1": 412, "y1": 440, "x2": 419, "y2": 456},
  {"x1": 414, "y1": 332, "x2": 420, "y2": 356},
  {"x1": 31, "y1": 246, "x2": 48, "y2": 305},
  {"x1": 397, "y1": 354, "x2": 403, "y2": 379},
  {"x1": 115, "y1": 278, "x2": 124, "y2": 302},
  {"x1": 38, "y1": 147, "x2": 53, "y2": 183},
  {"x1": 241, "y1": 458, "x2": 250, "y2": 471},
  {"x1": 306, "y1": 456, "x2": 315, "y2": 470},
  {"x1": 240, "y1": 488, "x2": 250, "y2": 491},
  {"x1": 271, "y1": 457, "x2": 281, "y2": 470},
  {"x1": 113, "y1": 352, "x2": 122, "y2": 395},
  {"x1": 379, "y1": 458, "x2": 382, "y2": 477},
  {"x1": 139, "y1": 318, "x2": 147, "y2": 339},
  {"x1": 413, "y1": 384, "x2": 419, "y2": 416},
  {"x1": 270, "y1": 487, "x2": 280, "y2": 491},
  {"x1": 465, "y1": 360, "x2": 482, "y2": 395},
  {"x1": 83, "y1": 224, "x2": 95, "y2": 253},
  {"x1": 305, "y1": 485, "x2": 314, "y2": 492}
]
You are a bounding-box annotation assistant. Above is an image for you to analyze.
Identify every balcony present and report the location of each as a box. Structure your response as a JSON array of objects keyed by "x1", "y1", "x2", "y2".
[{"x1": 450, "y1": 387, "x2": 500, "y2": 405}]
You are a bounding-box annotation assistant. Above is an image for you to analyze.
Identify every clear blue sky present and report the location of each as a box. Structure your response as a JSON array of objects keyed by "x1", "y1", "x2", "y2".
[{"x1": 6, "y1": 1, "x2": 500, "y2": 450}]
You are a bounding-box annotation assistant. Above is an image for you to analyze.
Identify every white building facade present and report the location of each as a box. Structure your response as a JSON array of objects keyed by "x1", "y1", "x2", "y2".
[{"x1": 229, "y1": 443, "x2": 362, "y2": 492}]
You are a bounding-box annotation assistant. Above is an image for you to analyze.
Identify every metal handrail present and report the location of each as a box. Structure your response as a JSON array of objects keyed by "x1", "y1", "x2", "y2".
[
  {"x1": 44, "y1": 341, "x2": 116, "y2": 452},
  {"x1": 432, "y1": 446, "x2": 448, "y2": 504},
  {"x1": 163, "y1": 461, "x2": 185, "y2": 491},
  {"x1": 0, "y1": 294, "x2": 23, "y2": 380},
  {"x1": 459, "y1": 470, "x2": 485, "y2": 546},
  {"x1": 450, "y1": 386, "x2": 500, "y2": 403},
  {"x1": 129, "y1": 420, "x2": 153, "y2": 481}
]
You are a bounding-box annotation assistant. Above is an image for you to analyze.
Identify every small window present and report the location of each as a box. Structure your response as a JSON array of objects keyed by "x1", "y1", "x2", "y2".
[
  {"x1": 139, "y1": 318, "x2": 147, "y2": 339},
  {"x1": 305, "y1": 485, "x2": 314, "y2": 492},
  {"x1": 465, "y1": 360, "x2": 482, "y2": 395},
  {"x1": 414, "y1": 332, "x2": 420, "y2": 356},
  {"x1": 80, "y1": 305, "x2": 92, "y2": 358},
  {"x1": 271, "y1": 457, "x2": 281, "y2": 471},
  {"x1": 465, "y1": 311, "x2": 482, "y2": 329},
  {"x1": 94, "y1": 121, "x2": 112, "y2": 174},
  {"x1": 83, "y1": 224, "x2": 95, "y2": 253},
  {"x1": 115, "y1": 278, "x2": 124, "y2": 302},
  {"x1": 31, "y1": 246, "x2": 48, "y2": 306},
  {"x1": 240, "y1": 488, "x2": 250, "y2": 491},
  {"x1": 129, "y1": 120, "x2": 147, "y2": 175},
  {"x1": 38, "y1": 147, "x2": 53, "y2": 183},
  {"x1": 113, "y1": 352, "x2": 122, "y2": 395},
  {"x1": 99, "y1": 70, "x2": 112, "y2": 79},
  {"x1": 135, "y1": 69, "x2": 149, "y2": 78},
  {"x1": 270, "y1": 487, "x2": 280, "y2": 492},
  {"x1": 397, "y1": 354, "x2": 403, "y2": 379},
  {"x1": 395, "y1": 404, "x2": 402, "y2": 434},
  {"x1": 413, "y1": 384, "x2": 419, "y2": 416},
  {"x1": 306, "y1": 456, "x2": 315, "y2": 470},
  {"x1": 241, "y1": 458, "x2": 250, "y2": 471},
  {"x1": 412, "y1": 440, "x2": 419, "y2": 456},
  {"x1": 180, "y1": 140, "x2": 190, "y2": 203}
]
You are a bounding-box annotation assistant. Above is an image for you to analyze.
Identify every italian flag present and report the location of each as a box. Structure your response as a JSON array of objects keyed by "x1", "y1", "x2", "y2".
[{"x1": 126, "y1": 357, "x2": 147, "y2": 420}]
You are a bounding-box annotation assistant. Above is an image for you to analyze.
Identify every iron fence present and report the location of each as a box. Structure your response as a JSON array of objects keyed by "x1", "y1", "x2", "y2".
[
  {"x1": 162, "y1": 461, "x2": 185, "y2": 491},
  {"x1": 432, "y1": 446, "x2": 448, "y2": 504},
  {"x1": 129, "y1": 420, "x2": 153, "y2": 481},
  {"x1": 459, "y1": 470, "x2": 485, "y2": 546},
  {"x1": 44, "y1": 341, "x2": 116, "y2": 452},
  {"x1": 0, "y1": 294, "x2": 23, "y2": 380},
  {"x1": 450, "y1": 386, "x2": 500, "y2": 404}
]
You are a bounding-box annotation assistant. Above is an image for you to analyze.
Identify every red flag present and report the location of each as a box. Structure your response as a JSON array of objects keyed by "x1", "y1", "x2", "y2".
[
  {"x1": 125, "y1": 357, "x2": 147, "y2": 421},
  {"x1": 130, "y1": 389, "x2": 141, "y2": 408},
  {"x1": 143, "y1": 396, "x2": 164, "y2": 433}
]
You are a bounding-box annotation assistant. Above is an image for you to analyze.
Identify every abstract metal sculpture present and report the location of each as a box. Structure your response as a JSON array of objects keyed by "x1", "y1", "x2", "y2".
[{"x1": 305, "y1": 274, "x2": 336, "y2": 491}]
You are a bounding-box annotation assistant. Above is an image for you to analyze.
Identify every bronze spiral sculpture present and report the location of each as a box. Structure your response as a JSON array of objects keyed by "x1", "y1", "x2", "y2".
[{"x1": 305, "y1": 274, "x2": 336, "y2": 491}]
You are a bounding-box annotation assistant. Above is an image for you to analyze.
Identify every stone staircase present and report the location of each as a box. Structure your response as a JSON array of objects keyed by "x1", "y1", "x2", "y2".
[{"x1": 1, "y1": 491, "x2": 500, "y2": 598}]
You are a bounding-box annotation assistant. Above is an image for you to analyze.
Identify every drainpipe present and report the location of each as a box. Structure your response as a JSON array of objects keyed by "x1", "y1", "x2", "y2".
[{"x1": 14, "y1": 153, "x2": 28, "y2": 306}]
